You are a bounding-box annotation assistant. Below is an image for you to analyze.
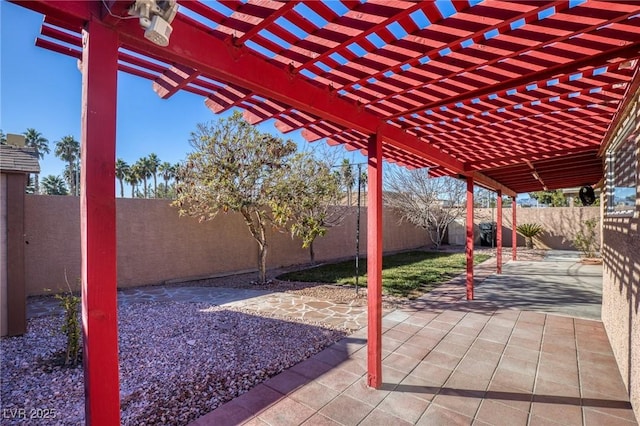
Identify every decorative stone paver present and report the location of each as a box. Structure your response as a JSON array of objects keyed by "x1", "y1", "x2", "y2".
[
  {"x1": 223, "y1": 292, "x2": 371, "y2": 330},
  {"x1": 27, "y1": 254, "x2": 499, "y2": 330},
  {"x1": 191, "y1": 252, "x2": 637, "y2": 426},
  {"x1": 28, "y1": 283, "x2": 374, "y2": 331}
]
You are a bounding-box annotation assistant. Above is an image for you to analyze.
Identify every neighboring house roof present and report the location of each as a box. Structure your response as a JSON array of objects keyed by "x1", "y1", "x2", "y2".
[{"x1": 0, "y1": 144, "x2": 40, "y2": 174}]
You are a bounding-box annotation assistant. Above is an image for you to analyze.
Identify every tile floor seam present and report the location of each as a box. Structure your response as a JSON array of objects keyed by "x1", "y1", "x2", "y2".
[
  {"x1": 574, "y1": 316, "x2": 588, "y2": 426},
  {"x1": 353, "y1": 310, "x2": 455, "y2": 424},
  {"x1": 471, "y1": 309, "x2": 530, "y2": 423},
  {"x1": 526, "y1": 313, "x2": 548, "y2": 426},
  {"x1": 416, "y1": 308, "x2": 514, "y2": 423}
]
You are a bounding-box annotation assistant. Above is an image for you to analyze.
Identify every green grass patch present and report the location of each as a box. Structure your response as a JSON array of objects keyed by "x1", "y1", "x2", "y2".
[{"x1": 278, "y1": 251, "x2": 491, "y2": 298}]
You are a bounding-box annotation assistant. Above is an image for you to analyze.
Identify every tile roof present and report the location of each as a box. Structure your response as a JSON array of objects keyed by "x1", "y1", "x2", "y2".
[{"x1": 0, "y1": 144, "x2": 41, "y2": 174}]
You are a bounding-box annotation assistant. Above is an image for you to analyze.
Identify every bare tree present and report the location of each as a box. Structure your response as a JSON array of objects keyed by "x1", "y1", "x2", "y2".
[{"x1": 384, "y1": 168, "x2": 466, "y2": 248}]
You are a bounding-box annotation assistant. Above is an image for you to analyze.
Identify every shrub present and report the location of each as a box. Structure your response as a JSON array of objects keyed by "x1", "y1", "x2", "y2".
[
  {"x1": 48, "y1": 273, "x2": 82, "y2": 367},
  {"x1": 516, "y1": 223, "x2": 544, "y2": 249},
  {"x1": 573, "y1": 218, "x2": 600, "y2": 258}
]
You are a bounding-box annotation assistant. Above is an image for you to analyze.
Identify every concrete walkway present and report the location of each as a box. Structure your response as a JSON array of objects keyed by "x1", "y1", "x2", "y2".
[
  {"x1": 190, "y1": 252, "x2": 637, "y2": 426},
  {"x1": 475, "y1": 250, "x2": 602, "y2": 320}
]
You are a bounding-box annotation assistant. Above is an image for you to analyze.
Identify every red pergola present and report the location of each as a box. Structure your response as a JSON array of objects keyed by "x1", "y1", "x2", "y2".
[{"x1": 12, "y1": 1, "x2": 640, "y2": 424}]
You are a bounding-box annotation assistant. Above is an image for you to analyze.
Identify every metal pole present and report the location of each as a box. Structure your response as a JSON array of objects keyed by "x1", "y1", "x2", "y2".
[
  {"x1": 355, "y1": 163, "x2": 362, "y2": 295},
  {"x1": 76, "y1": 155, "x2": 80, "y2": 196}
]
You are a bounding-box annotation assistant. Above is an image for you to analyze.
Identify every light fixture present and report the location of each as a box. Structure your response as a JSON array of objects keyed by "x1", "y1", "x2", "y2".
[{"x1": 128, "y1": 0, "x2": 178, "y2": 47}]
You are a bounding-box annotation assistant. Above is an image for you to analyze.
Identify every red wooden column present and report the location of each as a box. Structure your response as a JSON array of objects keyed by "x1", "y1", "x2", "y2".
[
  {"x1": 496, "y1": 190, "x2": 503, "y2": 274},
  {"x1": 466, "y1": 176, "x2": 474, "y2": 300},
  {"x1": 80, "y1": 18, "x2": 120, "y2": 425},
  {"x1": 367, "y1": 132, "x2": 383, "y2": 388},
  {"x1": 512, "y1": 196, "x2": 517, "y2": 261}
]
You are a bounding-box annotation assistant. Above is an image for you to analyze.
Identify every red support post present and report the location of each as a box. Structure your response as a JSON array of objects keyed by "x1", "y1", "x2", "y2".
[
  {"x1": 512, "y1": 197, "x2": 518, "y2": 261},
  {"x1": 466, "y1": 176, "x2": 474, "y2": 300},
  {"x1": 367, "y1": 132, "x2": 383, "y2": 388},
  {"x1": 496, "y1": 190, "x2": 503, "y2": 274},
  {"x1": 80, "y1": 18, "x2": 120, "y2": 425}
]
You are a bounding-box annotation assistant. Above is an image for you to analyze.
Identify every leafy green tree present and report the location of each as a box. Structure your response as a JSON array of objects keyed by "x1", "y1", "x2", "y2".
[
  {"x1": 23, "y1": 128, "x2": 50, "y2": 193},
  {"x1": 529, "y1": 190, "x2": 568, "y2": 207},
  {"x1": 41, "y1": 175, "x2": 69, "y2": 195},
  {"x1": 115, "y1": 159, "x2": 130, "y2": 198},
  {"x1": 0, "y1": 129, "x2": 6, "y2": 144},
  {"x1": 574, "y1": 193, "x2": 601, "y2": 207},
  {"x1": 147, "y1": 153, "x2": 160, "y2": 197},
  {"x1": 173, "y1": 111, "x2": 297, "y2": 284},
  {"x1": 158, "y1": 161, "x2": 175, "y2": 198},
  {"x1": 271, "y1": 152, "x2": 344, "y2": 263},
  {"x1": 54, "y1": 135, "x2": 80, "y2": 196}
]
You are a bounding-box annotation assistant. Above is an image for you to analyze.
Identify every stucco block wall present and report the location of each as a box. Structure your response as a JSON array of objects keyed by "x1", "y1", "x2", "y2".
[
  {"x1": 24, "y1": 196, "x2": 431, "y2": 295},
  {"x1": 473, "y1": 207, "x2": 600, "y2": 249},
  {"x1": 602, "y1": 216, "x2": 640, "y2": 420}
]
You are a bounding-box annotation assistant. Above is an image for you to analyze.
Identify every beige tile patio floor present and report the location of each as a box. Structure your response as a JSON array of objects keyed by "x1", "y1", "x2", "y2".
[{"x1": 190, "y1": 255, "x2": 637, "y2": 426}]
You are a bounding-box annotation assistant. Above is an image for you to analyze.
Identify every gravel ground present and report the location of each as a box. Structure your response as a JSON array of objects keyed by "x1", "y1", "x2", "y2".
[
  {"x1": 2, "y1": 247, "x2": 546, "y2": 425},
  {"x1": 1, "y1": 303, "x2": 346, "y2": 425}
]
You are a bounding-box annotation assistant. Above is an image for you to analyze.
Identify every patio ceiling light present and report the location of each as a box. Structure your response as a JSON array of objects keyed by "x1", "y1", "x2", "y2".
[{"x1": 128, "y1": 0, "x2": 178, "y2": 47}]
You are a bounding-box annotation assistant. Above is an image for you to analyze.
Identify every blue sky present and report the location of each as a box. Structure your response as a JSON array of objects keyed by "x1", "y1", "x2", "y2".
[{"x1": 1, "y1": 1, "x2": 359, "y2": 181}]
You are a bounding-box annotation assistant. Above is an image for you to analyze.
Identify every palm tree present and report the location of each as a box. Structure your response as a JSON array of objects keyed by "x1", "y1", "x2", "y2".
[
  {"x1": 340, "y1": 159, "x2": 355, "y2": 205},
  {"x1": 54, "y1": 135, "x2": 80, "y2": 196},
  {"x1": 41, "y1": 175, "x2": 68, "y2": 195},
  {"x1": 62, "y1": 164, "x2": 81, "y2": 195},
  {"x1": 147, "y1": 153, "x2": 160, "y2": 197},
  {"x1": 126, "y1": 164, "x2": 141, "y2": 198},
  {"x1": 135, "y1": 157, "x2": 152, "y2": 198},
  {"x1": 115, "y1": 159, "x2": 130, "y2": 198},
  {"x1": 516, "y1": 223, "x2": 544, "y2": 249},
  {"x1": 158, "y1": 161, "x2": 174, "y2": 198},
  {"x1": 23, "y1": 128, "x2": 50, "y2": 193}
]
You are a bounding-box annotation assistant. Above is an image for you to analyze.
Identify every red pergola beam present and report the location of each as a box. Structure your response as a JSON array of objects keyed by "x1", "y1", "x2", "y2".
[
  {"x1": 23, "y1": 0, "x2": 521, "y2": 195},
  {"x1": 116, "y1": 12, "x2": 473, "y2": 176}
]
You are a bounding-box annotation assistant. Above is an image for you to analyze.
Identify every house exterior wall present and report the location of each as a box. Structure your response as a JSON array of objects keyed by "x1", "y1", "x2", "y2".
[
  {"x1": 1, "y1": 174, "x2": 7, "y2": 336},
  {"x1": 1, "y1": 173, "x2": 28, "y2": 336},
  {"x1": 601, "y1": 94, "x2": 640, "y2": 420},
  {"x1": 602, "y1": 214, "x2": 640, "y2": 419},
  {"x1": 24, "y1": 196, "x2": 432, "y2": 295}
]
